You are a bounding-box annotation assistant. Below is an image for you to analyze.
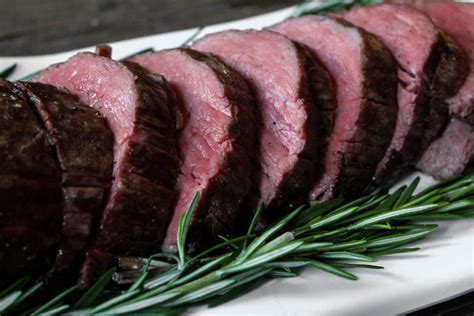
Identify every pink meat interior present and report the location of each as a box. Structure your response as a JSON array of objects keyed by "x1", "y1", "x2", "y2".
[
  {"x1": 131, "y1": 50, "x2": 233, "y2": 244},
  {"x1": 340, "y1": 4, "x2": 438, "y2": 152},
  {"x1": 270, "y1": 16, "x2": 364, "y2": 191},
  {"x1": 34, "y1": 52, "x2": 144, "y2": 231},
  {"x1": 35, "y1": 53, "x2": 137, "y2": 170},
  {"x1": 193, "y1": 30, "x2": 308, "y2": 204}
]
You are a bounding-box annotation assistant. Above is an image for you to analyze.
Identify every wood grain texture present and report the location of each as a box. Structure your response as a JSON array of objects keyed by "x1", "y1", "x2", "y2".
[{"x1": 0, "y1": 0, "x2": 298, "y2": 56}]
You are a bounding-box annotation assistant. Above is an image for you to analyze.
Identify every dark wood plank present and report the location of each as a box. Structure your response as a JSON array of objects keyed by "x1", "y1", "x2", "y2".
[{"x1": 0, "y1": 0, "x2": 298, "y2": 56}]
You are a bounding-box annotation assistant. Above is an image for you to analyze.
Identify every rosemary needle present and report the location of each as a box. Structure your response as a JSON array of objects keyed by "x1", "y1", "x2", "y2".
[{"x1": 0, "y1": 64, "x2": 17, "y2": 79}]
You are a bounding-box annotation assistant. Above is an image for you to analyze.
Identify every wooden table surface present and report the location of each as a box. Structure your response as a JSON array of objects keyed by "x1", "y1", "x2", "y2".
[{"x1": 0, "y1": 0, "x2": 298, "y2": 56}]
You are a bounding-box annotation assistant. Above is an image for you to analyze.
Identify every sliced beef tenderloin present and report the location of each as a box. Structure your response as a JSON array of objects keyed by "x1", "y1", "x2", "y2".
[
  {"x1": 339, "y1": 4, "x2": 468, "y2": 183},
  {"x1": 35, "y1": 51, "x2": 180, "y2": 284},
  {"x1": 193, "y1": 30, "x2": 321, "y2": 223},
  {"x1": 16, "y1": 82, "x2": 113, "y2": 286},
  {"x1": 130, "y1": 48, "x2": 256, "y2": 251},
  {"x1": 410, "y1": 1, "x2": 474, "y2": 124},
  {"x1": 0, "y1": 80, "x2": 62, "y2": 286},
  {"x1": 417, "y1": 118, "x2": 473, "y2": 180},
  {"x1": 270, "y1": 16, "x2": 398, "y2": 202},
  {"x1": 295, "y1": 44, "x2": 336, "y2": 196}
]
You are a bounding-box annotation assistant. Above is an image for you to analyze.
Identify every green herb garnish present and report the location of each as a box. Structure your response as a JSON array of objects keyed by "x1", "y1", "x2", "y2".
[
  {"x1": 1, "y1": 173, "x2": 472, "y2": 315},
  {"x1": 0, "y1": 64, "x2": 17, "y2": 79},
  {"x1": 180, "y1": 26, "x2": 205, "y2": 47},
  {"x1": 293, "y1": 0, "x2": 379, "y2": 17}
]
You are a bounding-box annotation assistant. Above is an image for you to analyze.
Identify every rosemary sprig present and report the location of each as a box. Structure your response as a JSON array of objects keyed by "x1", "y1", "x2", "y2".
[
  {"x1": 30, "y1": 284, "x2": 81, "y2": 315},
  {"x1": 177, "y1": 192, "x2": 200, "y2": 269},
  {"x1": 120, "y1": 47, "x2": 154, "y2": 60},
  {"x1": 90, "y1": 173, "x2": 473, "y2": 314},
  {"x1": 293, "y1": 0, "x2": 379, "y2": 17},
  {"x1": 0, "y1": 173, "x2": 472, "y2": 314},
  {"x1": 18, "y1": 70, "x2": 40, "y2": 82},
  {"x1": 73, "y1": 267, "x2": 116, "y2": 309},
  {"x1": 0, "y1": 64, "x2": 17, "y2": 79},
  {"x1": 0, "y1": 276, "x2": 29, "y2": 299},
  {"x1": 0, "y1": 291, "x2": 22, "y2": 313},
  {"x1": 3, "y1": 282, "x2": 43, "y2": 314},
  {"x1": 180, "y1": 26, "x2": 205, "y2": 47}
]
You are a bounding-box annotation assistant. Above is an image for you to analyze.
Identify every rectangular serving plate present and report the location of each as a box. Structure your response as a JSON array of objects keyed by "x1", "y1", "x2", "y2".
[{"x1": 1, "y1": 4, "x2": 472, "y2": 315}]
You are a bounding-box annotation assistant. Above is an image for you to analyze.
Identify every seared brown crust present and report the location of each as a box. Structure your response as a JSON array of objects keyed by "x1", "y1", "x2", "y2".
[
  {"x1": 248, "y1": 43, "x2": 321, "y2": 224},
  {"x1": 0, "y1": 80, "x2": 62, "y2": 286},
  {"x1": 374, "y1": 29, "x2": 468, "y2": 183},
  {"x1": 298, "y1": 43, "x2": 336, "y2": 172},
  {"x1": 0, "y1": 81, "x2": 61, "y2": 179},
  {"x1": 421, "y1": 31, "x2": 468, "y2": 148},
  {"x1": 81, "y1": 172, "x2": 175, "y2": 285},
  {"x1": 170, "y1": 48, "x2": 257, "y2": 250},
  {"x1": 424, "y1": 31, "x2": 469, "y2": 140},
  {"x1": 344, "y1": 24, "x2": 398, "y2": 195},
  {"x1": 429, "y1": 32, "x2": 468, "y2": 103},
  {"x1": 80, "y1": 63, "x2": 179, "y2": 285},
  {"x1": 98, "y1": 174, "x2": 174, "y2": 252},
  {"x1": 312, "y1": 19, "x2": 398, "y2": 201},
  {"x1": 34, "y1": 53, "x2": 180, "y2": 286},
  {"x1": 262, "y1": 44, "x2": 321, "y2": 215},
  {"x1": 96, "y1": 62, "x2": 180, "y2": 255},
  {"x1": 16, "y1": 82, "x2": 114, "y2": 286}
]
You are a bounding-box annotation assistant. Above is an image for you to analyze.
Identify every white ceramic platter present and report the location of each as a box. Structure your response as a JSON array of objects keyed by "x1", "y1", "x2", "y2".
[{"x1": 1, "y1": 4, "x2": 472, "y2": 315}]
